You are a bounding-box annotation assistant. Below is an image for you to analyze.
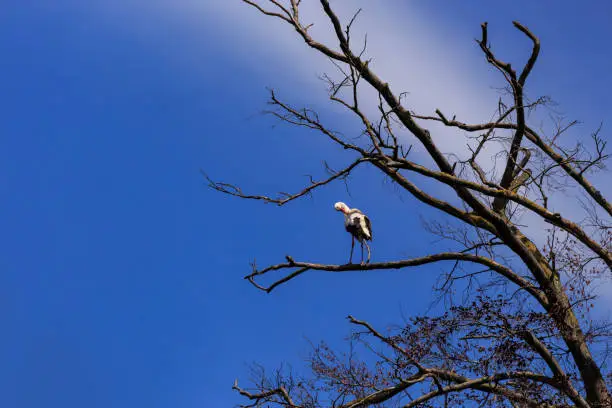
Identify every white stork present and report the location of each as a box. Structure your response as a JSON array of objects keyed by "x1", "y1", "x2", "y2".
[{"x1": 334, "y1": 202, "x2": 372, "y2": 264}]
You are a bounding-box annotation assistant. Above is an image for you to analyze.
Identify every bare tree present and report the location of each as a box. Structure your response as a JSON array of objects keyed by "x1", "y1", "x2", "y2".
[{"x1": 208, "y1": 1, "x2": 611, "y2": 406}]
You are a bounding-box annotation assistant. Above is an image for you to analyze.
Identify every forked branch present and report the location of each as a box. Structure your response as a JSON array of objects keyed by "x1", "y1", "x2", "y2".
[{"x1": 477, "y1": 22, "x2": 540, "y2": 214}]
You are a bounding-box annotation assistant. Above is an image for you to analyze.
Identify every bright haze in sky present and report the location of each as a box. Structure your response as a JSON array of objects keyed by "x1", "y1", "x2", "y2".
[{"x1": 1, "y1": 1, "x2": 610, "y2": 407}]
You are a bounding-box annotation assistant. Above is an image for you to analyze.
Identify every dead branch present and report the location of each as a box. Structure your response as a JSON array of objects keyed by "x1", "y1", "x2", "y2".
[
  {"x1": 267, "y1": 89, "x2": 368, "y2": 154},
  {"x1": 414, "y1": 111, "x2": 612, "y2": 217},
  {"x1": 477, "y1": 22, "x2": 539, "y2": 214},
  {"x1": 204, "y1": 157, "x2": 367, "y2": 206}
]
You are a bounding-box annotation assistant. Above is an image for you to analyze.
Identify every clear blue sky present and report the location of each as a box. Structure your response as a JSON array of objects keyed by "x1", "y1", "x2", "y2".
[{"x1": 1, "y1": 1, "x2": 610, "y2": 407}]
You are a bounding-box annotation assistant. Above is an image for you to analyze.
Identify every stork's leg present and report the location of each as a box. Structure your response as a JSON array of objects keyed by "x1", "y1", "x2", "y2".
[
  {"x1": 349, "y1": 236, "x2": 355, "y2": 264},
  {"x1": 364, "y1": 240, "x2": 371, "y2": 264},
  {"x1": 360, "y1": 241, "x2": 365, "y2": 265}
]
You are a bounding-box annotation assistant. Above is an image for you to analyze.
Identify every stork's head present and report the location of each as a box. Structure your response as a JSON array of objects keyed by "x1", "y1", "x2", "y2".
[{"x1": 334, "y1": 202, "x2": 349, "y2": 214}]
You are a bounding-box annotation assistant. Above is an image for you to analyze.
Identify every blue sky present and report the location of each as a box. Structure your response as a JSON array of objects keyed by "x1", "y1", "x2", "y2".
[{"x1": 1, "y1": 1, "x2": 610, "y2": 407}]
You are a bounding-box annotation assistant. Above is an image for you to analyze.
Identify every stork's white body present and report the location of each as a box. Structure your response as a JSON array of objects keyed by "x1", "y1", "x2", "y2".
[
  {"x1": 334, "y1": 202, "x2": 372, "y2": 264},
  {"x1": 344, "y1": 210, "x2": 371, "y2": 241}
]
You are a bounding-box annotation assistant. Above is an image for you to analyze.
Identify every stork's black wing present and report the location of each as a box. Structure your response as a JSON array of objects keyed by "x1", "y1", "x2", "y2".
[{"x1": 364, "y1": 215, "x2": 372, "y2": 240}]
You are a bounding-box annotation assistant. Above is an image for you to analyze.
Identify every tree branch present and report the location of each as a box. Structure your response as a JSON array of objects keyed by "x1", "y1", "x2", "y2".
[
  {"x1": 247, "y1": 253, "x2": 547, "y2": 305},
  {"x1": 477, "y1": 22, "x2": 537, "y2": 214},
  {"x1": 340, "y1": 373, "x2": 431, "y2": 408},
  {"x1": 403, "y1": 370, "x2": 559, "y2": 408},
  {"x1": 267, "y1": 89, "x2": 368, "y2": 154},
  {"x1": 348, "y1": 315, "x2": 426, "y2": 372},
  {"x1": 521, "y1": 330, "x2": 590, "y2": 408},
  {"x1": 514, "y1": 21, "x2": 541, "y2": 87},
  {"x1": 233, "y1": 379, "x2": 298, "y2": 407},
  {"x1": 384, "y1": 157, "x2": 612, "y2": 268},
  {"x1": 414, "y1": 112, "x2": 612, "y2": 217},
  {"x1": 349, "y1": 316, "x2": 570, "y2": 407},
  {"x1": 204, "y1": 157, "x2": 368, "y2": 206}
]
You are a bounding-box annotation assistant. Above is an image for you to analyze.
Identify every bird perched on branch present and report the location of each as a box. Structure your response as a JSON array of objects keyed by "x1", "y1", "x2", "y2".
[{"x1": 334, "y1": 202, "x2": 372, "y2": 265}]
